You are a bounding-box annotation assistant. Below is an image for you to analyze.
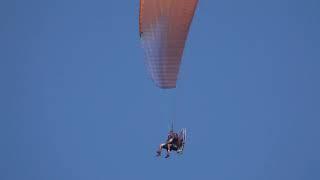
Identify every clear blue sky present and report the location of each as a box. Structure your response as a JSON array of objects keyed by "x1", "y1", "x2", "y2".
[{"x1": 1, "y1": 0, "x2": 320, "y2": 179}]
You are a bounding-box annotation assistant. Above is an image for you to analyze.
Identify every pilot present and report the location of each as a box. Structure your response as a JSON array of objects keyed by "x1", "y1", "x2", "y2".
[{"x1": 156, "y1": 130, "x2": 179, "y2": 158}]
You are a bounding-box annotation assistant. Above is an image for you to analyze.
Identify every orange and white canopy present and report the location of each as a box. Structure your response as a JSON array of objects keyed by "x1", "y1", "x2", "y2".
[{"x1": 139, "y1": 0, "x2": 198, "y2": 89}]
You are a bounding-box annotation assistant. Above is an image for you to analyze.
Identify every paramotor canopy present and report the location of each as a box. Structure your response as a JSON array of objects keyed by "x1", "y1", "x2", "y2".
[{"x1": 139, "y1": 0, "x2": 198, "y2": 88}]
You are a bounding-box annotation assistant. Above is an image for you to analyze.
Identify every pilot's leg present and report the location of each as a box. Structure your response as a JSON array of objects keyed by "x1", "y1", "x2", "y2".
[
  {"x1": 156, "y1": 143, "x2": 165, "y2": 156},
  {"x1": 165, "y1": 144, "x2": 171, "y2": 158}
]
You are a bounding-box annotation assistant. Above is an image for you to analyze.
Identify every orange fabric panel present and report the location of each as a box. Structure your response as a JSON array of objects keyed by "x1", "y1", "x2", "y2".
[{"x1": 140, "y1": 0, "x2": 198, "y2": 88}]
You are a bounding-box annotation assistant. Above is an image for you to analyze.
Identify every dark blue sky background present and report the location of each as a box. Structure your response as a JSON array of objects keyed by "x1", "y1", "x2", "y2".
[{"x1": 1, "y1": 0, "x2": 320, "y2": 179}]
